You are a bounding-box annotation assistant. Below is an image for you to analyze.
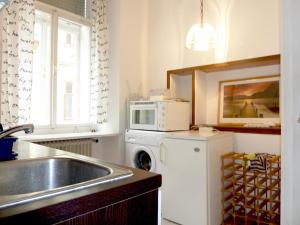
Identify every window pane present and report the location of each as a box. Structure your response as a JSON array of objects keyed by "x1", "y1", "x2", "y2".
[
  {"x1": 31, "y1": 10, "x2": 52, "y2": 126},
  {"x1": 56, "y1": 18, "x2": 90, "y2": 125}
]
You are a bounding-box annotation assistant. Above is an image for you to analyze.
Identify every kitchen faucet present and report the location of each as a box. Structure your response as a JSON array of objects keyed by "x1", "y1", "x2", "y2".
[{"x1": 0, "y1": 124, "x2": 34, "y2": 139}]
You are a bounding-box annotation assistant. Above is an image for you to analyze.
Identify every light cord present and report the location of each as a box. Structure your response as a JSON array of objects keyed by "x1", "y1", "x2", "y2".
[{"x1": 200, "y1": 0, "x2": 204, "y2": 27}]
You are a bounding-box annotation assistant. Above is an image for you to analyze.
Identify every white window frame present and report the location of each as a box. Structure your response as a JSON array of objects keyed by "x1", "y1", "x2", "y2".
[{"x1": 34, "y1": 1, "x2": 92, "y2": 133}]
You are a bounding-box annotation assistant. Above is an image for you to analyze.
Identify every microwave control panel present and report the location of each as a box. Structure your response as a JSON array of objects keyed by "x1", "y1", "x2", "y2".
[{"x1": 157, "y1": 102, "x2": 166, "y2": 130}]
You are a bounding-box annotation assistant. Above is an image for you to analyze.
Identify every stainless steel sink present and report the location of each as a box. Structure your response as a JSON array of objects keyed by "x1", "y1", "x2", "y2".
[{"x1": 0, "y1": 156, "x2": 132, "y2": 209}]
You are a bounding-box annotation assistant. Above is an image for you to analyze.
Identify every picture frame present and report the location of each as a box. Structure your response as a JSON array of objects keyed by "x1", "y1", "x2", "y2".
[{"x1": 218, "y1": 75, "x2": 280, "y2": 125}]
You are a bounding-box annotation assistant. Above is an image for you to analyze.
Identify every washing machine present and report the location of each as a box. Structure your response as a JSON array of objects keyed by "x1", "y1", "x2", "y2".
[{"x1": 125, "y1": 129, "x2": 166, "y2": 173}]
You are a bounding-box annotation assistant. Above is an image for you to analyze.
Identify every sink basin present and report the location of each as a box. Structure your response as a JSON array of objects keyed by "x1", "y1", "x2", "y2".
[{"x1": 0, "y1": 156, "x2": 132, "y2": 209}]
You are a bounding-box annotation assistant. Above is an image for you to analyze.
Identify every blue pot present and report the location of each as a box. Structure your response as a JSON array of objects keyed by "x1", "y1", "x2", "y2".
[{"x1": 0, "y1": 137, "x2": 18, "y2": 161}]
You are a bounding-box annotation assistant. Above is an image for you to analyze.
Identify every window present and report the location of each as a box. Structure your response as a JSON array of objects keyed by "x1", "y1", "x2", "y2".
[
  {"x1": 31, "y1": 10, "x2": 52, "y2": 126},
  {"x1": 32, "y1": 6, "x2": 91, "y2": 128}
]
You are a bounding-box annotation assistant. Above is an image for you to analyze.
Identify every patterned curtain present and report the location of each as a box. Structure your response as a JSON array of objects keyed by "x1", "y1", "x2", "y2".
[
  {"x1": 0, "y1": 0, "x2": 35, "y2": 128},
  {"x1": 90, "y1": 0, "x2": 110, "y2": 125}
]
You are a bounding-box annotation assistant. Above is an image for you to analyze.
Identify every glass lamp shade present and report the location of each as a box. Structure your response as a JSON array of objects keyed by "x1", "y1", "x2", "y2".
[
  {"x1": 0, "y1": 0, "x2": 11, "y2": 11},
  {"x1": 186, "y1": 23, "x2": 217, "y2": 51},
  {"x1": 0, "y1": 2, "x2": 5, "y2": 10}
]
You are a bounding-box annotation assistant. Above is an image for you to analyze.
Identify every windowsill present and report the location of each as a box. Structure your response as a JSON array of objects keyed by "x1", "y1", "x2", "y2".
[{"x1": 15, "y1": 131, "x2": 120, "y2": 143}]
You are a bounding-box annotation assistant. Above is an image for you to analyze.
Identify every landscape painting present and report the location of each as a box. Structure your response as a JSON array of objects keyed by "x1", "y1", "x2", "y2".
[{"x1": 219, "y1": 76, "x2": 280, "y2": 124}]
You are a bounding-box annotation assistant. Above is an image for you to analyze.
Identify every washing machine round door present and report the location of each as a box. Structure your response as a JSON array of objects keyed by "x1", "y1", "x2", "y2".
[{"x1": 133, "y1": 146, "x2": 156, "y2": 172}]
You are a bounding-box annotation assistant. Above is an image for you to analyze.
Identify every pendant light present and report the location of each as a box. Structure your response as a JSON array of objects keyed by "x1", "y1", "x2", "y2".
[
  {"x1": 0, "y1": 0, "x2": 11, "y2": 11},
  {"x1": 186, "y1": 0, "x2": 216, "y2": 51}
]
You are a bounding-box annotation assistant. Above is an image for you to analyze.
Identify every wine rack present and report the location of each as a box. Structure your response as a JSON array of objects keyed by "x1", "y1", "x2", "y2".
[{"x1": 221, "y1": 152, "x2": 281, "y2": 225}]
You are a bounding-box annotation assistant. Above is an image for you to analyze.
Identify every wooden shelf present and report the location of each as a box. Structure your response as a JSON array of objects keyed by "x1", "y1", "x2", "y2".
[
  {"x1": 167, "y1": 54, "x2": 280, "y2": 76},
  {"x1": 212, "y1": 125, "x2": 281, "y2": 135},
  {"x1": 166, "y1": 54, "x2": 281, "y2": 127}
]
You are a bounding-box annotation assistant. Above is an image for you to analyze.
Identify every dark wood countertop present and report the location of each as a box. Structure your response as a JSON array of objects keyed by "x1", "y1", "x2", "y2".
[{"x1": 0, "y1": 141, "x2": 161, "y2": 224}]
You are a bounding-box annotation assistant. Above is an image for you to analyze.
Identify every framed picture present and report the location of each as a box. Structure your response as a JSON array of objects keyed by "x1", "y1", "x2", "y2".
[{"x1": 218, "y1": 75, "x2": 280, "y2": 125}]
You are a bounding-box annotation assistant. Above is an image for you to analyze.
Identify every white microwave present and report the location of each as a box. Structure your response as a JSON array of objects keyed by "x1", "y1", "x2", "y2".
[{"x1": 129, "y1": 100, "x2": 190, "y2": 131}]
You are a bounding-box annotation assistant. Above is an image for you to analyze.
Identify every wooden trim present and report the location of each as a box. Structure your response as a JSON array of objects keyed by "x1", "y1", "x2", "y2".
[
  {"x1": 167, "y1": 70, "x2": 196, "y2": 125},
  {"x1": 167, "y1": 67, "x2": 195, "y2": 76},
  {"x1": 219, "y1": 74, "x2": 280, "y2": 85},
  {"x1": 200, "y1": 54, "x2": 280, "y2": 72},
  {"x1": 212, "y1": 125, "x2": 281, "y2": 135},
  {"x1": 217, "y1": 78, "x2": 222, "y2": 124},
  {"x1": 166, "y1": 54, "x2": 281, "y2": 128},
  {"x1": 192, "y1": 71, "x2": 196, "y2": 125},
  {"x1": 167, "y1": 71, "x2": 171, "y2": 89},
  {"x1": 167, "y1": 54, "x2": 280, "y2": 75}
]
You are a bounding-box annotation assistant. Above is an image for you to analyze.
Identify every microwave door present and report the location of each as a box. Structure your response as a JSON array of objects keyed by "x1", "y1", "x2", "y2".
[{"x1": 130, "y1": 106, "x2": 158, "y2": 130}]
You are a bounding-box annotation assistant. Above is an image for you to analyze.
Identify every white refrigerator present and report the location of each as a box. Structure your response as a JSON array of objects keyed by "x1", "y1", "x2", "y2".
[{"x1": 160, "y1": 131, "x2": 233, "y2": 225}]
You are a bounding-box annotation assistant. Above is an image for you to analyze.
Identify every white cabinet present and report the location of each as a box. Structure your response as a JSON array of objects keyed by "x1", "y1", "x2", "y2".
[{"x1": 160, "y1": 132, "x2": 233, "y2": 225}]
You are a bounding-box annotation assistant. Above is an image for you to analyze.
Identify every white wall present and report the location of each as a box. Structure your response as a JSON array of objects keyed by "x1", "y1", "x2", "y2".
[
  {"x1": 119, "y1": 0, "x2": 148, "y2": 132},
  {"x1": 233, "y1": 133, "x2": 280, "y2": 154},
  {"x1": 146, "y1": 0, "x2": 280, "y2": 92},
  {"x1": 144, "y1": 0, "x2": 281, "y2": 154},
  {"x1": 281, "y1": 0, "x2": 300, "y2": 223},
  {"x1": 225, "y1": 0, "x2": 280, "y2": 60}
]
